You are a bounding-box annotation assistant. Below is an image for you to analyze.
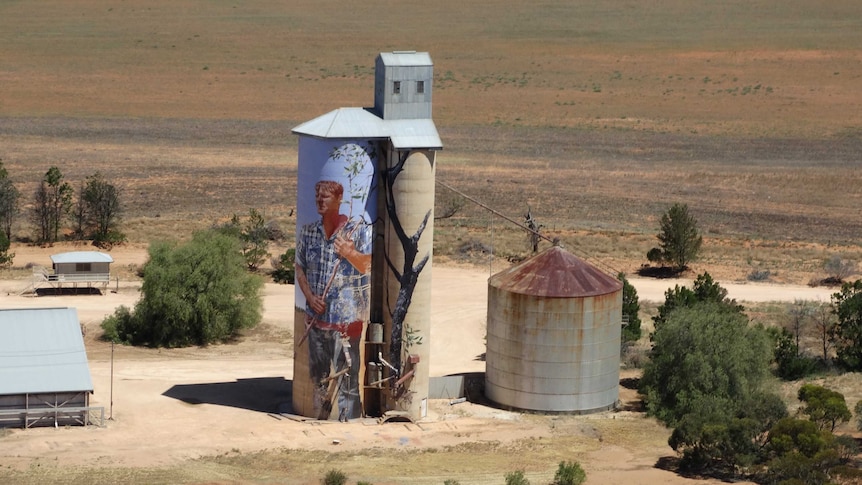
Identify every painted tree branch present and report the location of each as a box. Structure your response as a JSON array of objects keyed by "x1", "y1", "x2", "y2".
[{"x1": 383, "y1": 150, "x2": 433, "y2": 374}]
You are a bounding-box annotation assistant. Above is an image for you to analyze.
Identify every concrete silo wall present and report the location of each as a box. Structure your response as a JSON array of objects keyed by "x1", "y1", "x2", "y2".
[
  {"x1": 380, "y1": 148, "x2": 435, "y2": 419},
  {"x1": 485, "y1": 287, "x2": 622, "y2": 413}
]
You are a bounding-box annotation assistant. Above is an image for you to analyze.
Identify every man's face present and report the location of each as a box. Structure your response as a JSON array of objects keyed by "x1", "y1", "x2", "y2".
[{"x1": 315, "y1": 188, "x2": 341, "y2": 216}]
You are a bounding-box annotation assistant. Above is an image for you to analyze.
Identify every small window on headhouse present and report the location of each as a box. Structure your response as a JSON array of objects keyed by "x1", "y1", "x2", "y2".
[
  {"x1": 416, "y1": 80, "x2": 425, "y2": 94},
  {"x1": 393, "y1": 81, "x2": 401, "y2": 94},
  {"x1": 76, "y1": 263, "x2": 92, "y2": 272}
]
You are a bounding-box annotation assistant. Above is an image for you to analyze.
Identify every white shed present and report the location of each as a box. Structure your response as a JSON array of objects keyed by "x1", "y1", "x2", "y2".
[
  {"x1": 26, "y1": 251, "x2": 113, "y2": 294},
  {"x1": 0, "y1": 307, "x2": 101, "y2": 428},
  {"x1": 51, "y1": 251, "x2": 113, "y2": 276}
]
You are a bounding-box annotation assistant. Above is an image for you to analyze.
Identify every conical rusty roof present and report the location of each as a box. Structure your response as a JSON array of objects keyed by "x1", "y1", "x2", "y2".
[{"x1": 489, "y1": 246, "x2": 622, "y2": 297}]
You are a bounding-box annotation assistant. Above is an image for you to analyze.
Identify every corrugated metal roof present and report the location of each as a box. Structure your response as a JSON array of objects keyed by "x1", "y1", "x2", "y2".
[
  {"x1": 489, "y1": 246, "x2": 623, "y2": 298},
  {"x1": 292, "y1": 108, "x2": 442, "y2": 150},
  {"x1": 50, "y1": 251, "x2": 114, "y2": 264},
  {"x1": 0, "y1": 308, "x2": 94, "y2": 395},
  {"x1": 387, "y1": 118, "x2": 442, "y2": 149},
  {"x1": 378, "y1": 51, "x2": 433, "y2": 67}
]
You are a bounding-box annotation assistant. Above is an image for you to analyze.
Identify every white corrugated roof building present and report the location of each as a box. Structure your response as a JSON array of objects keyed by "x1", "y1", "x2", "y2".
[
  {"x1": 50, "y1": 251, "x2": 114, "y2": 264},
  {"x1": 292, "y1": 108, "x2": 442, "y2": 150},
  {"x1": 0, "y1": 307, "x2": 94, "y2": 396}
]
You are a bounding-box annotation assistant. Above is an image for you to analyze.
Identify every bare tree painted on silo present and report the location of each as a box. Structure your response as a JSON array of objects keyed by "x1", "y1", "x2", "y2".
[{"x1": 383, "y1": 150, "x2": 432, "y2": 389}]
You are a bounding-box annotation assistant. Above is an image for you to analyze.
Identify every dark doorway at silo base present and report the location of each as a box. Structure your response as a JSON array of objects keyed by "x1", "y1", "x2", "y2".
[
  {"x1": 163, "y1": 377, "x2": 292, "y2": 414},
  {"x1": 35, "y1": 287, "x2": 103, "y2": 296}
]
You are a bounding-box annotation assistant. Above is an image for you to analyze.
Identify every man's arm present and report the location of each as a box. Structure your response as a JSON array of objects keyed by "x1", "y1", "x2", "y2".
[
  {"x1": 295, "y1": 264, "x2": 326, "y2": 315},
  {"x1": 333, "y1": 235, "x2": 372, "y2": 274}
]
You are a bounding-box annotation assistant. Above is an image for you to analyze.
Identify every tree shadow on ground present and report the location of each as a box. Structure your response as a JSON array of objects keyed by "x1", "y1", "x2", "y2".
[
  {"x1": 654, "y1": 456, "x2": 680, "y2": 473},
  {"x1": 618, "y1": 376, "x2": 645, "y2": 412},
  {"x1": 655, "y1": 455, "x2": 745, "y2": 483},
  {"x1": 620, "y1": 377, "x2": 640, "y2": 390},
  {"x1": 636, "y1": 266, "x2": 685, "y2": 279},
  {"x1": 163, "y1": 377, "x2": 292, "y2": 414},
  {"x1": 811, "y1": 276, "x2": 846, "y2": 287}
]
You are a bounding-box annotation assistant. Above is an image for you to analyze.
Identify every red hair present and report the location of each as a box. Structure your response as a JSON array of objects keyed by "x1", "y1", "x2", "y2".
[{"x1": 315, "y1": 180, "x2": 343, "y2": 199}]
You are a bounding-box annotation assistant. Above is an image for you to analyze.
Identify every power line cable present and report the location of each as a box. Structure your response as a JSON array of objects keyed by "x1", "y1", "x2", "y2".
[{"x1": 438, "y1": 180, "x2": 622, "y2": 277}]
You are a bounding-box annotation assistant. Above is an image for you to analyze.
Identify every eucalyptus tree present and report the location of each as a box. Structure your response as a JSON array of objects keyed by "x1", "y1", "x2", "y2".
[
  {"x1": 31, "y1": 166, "x2": 73, "y2": 244},
  {"x1": 0, "y1": 161, "x2": 21, "y2": 241},
  {"x1": 82, "y1": 172, "x2": 124, "y2": 245}
]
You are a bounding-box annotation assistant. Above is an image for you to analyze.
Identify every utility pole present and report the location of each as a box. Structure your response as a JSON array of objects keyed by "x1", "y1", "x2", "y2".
[{"x1": 109, "y1": 341, "x2": 114, "y2": 420}]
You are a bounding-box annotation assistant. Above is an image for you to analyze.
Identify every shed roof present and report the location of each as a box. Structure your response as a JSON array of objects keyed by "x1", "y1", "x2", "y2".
[
  {"x1": 0, "y1": 308, "x2": 94, "y2": 395},
  {"x1": 292, "y1": 107, "x2": 442, "y2": 150},
  {"x1": 489, "y1": 246, "x2": 623, "y2": 298},
  {"x1": 50, "y1": 251, "x2": 114, "y2": 264},
  {"x1": 378, "y1": 51, "x2": 433, "y2": 67}
]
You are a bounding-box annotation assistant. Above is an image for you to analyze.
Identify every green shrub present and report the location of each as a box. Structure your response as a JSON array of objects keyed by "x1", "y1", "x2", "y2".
[
  {"x1": 772, "y1": 327, "x2": 819, "y2": 380},
  {"x1": 93, "y1": 229, "x2": 127, "y2": 250},
  {"x1": 765, "y1": 417, "x2": 857, "y2": 484},
  {"x1": 100, "y1": 305, "x2": 135, "y2": 344},
  {"x1": 669, "y1": 393, "x2": 787, "y2": 472},
  {"x1": 504, "y1": 469, "x2": 530, "y2": 485},
  {"x1": 832, "y1": 280, "x2": 862, "y2": 371},
  {"x1": 797, "y1": 384, "x2": 852, "y2": 432},
  {"x1": 553, "y1": 461, "x2": 586, "y2": 485},
  {"x1": 100, "y1": 230, "x2": 263, "y2": 347},
  {"x1": 641, "y1": 300, "x2": 770, "y2": 426},
  {"x1": 321, "y1": 468, "x2": 347, "y2": 485},
  {"x1": 271, "y1": 248, "x2": 296, "y2": 284}
]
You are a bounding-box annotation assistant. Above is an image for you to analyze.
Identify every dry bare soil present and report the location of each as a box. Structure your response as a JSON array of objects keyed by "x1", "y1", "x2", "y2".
[{"x1": 1, "y1": 1, "x2": 861, "y2": 483}]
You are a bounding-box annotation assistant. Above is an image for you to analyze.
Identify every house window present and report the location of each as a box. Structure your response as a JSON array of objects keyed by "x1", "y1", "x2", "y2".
[
  {"x1": 393, "y1": 81, "x2": 401, "y2": 94},
  {"x1": 76, "y1": 263, "x2": 92, "y2": 272},
  {"x1": 416, "y1": 81, "x2": 425, "y2": 94}
]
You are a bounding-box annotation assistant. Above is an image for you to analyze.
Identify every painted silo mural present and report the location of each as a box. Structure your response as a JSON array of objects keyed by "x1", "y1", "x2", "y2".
[
  {"x1": 291, "y1": 51, "x2": 442, "y2": 421},
  {"x1": 294, "y1": 138, "x2": 377, "y2": 421}
]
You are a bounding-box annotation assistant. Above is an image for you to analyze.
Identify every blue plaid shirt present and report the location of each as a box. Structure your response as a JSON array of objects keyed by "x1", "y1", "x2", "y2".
[{"x1": 296, "y1": 218, "x2": 372, "y2": 324}]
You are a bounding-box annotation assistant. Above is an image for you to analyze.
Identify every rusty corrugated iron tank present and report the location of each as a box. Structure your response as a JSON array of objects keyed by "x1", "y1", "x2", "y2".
[{"x1": 485, "y1": 245, "x2": 623, "y2": 413}]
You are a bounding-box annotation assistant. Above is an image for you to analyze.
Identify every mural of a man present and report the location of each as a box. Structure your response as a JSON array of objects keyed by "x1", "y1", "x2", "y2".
[{"x1": 295, "y1": 178, "x2": 372, "y2": 421}]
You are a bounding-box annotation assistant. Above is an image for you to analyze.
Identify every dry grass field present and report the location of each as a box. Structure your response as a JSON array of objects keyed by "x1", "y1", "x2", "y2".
[
  {"x1": 1, "y1": 0, "x2": 861, "y2": 483},
  {"x1": 2, "y1": 0, "x2": 861, "y2": 283}
]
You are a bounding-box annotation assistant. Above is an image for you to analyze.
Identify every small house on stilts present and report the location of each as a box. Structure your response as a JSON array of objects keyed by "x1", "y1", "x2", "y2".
[{"x1": 24, "y1": 251, "x2": 113, "y2": 295}]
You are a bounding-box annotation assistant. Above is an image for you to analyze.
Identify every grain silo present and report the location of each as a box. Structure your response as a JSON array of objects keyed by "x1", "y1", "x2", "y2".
[
  {"x1": 291, "y1": 51, "x2": 441, "y2": 421},
  {"x1": 485, "y1": 245, "x2": 623, "y2": 413}
]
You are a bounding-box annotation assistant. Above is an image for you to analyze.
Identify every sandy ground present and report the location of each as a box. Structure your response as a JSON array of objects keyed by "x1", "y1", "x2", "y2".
[{"x1": 0, "y1": 244, "x2": 837, "y2": 483}]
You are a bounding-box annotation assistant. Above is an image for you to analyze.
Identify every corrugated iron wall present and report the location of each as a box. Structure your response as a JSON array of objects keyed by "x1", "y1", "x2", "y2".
[{"x1": 485, "y1": 285, "x2": 622, "y2": 413}]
